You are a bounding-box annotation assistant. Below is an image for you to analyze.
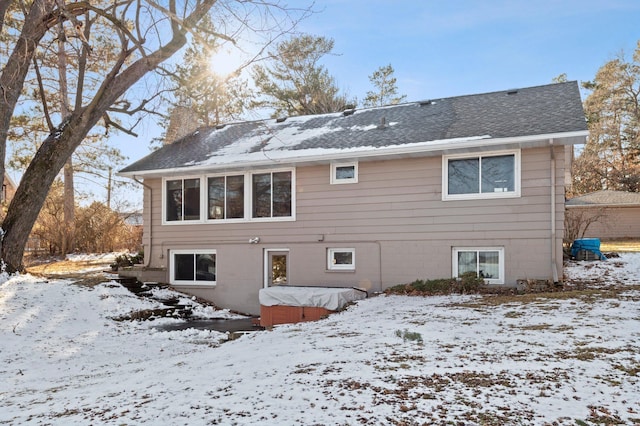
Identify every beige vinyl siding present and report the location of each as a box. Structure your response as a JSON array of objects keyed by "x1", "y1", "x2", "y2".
[
  {"x1": 142, "y1": 145, "x2": 566, "y2": 314},
  {"x1": 567, "y1": 206, "x2": 640, "y2": 240}
]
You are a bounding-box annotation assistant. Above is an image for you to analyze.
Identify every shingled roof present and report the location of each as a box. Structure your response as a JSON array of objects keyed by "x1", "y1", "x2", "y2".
[
  {"x1": 119, "y1": 81, "x2": 587, "y2": 177},
  {"x1": 566, "y1": 190, "x2": 640, "y2": 206}
]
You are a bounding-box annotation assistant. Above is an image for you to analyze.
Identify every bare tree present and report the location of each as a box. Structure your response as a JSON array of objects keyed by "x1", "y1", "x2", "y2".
[
  {"x1": 564, "y1": 207, "x2": 609, "y2": 247},
  {"x1": 0, "y1": 1, "x2": 311, "y2": 272},
  {"x1": 0, "y1": 0, "x2": 57, "y2": 203}
]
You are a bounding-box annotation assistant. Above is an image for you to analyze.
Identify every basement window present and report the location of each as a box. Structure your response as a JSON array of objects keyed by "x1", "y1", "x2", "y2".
[
  {"x1": 452, "y1": 247, "x2": 504, "y2": 285},
  {"x1": 170, "y1": 249, "x2": 217, "y2": 286},
  {"x1": 328, "y1": 248, "x2": 355, "y2": 271}
]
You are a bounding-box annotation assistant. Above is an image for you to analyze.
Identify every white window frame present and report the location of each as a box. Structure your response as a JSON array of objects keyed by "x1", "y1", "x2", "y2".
[
  {"x1": 163, "y1": 176, "x2": 204, "y2": 224},
  {"x1": 162, "y1": 168, "x2": 296, "y2": 225},
  {"x1": 327, "y1": 248, "x2": 356, "y2": 271},
  {"x1": 330, "y1": 162, "x2": 358, "y2": 184},
  {"x1": 251, "y1": 169, "x2": 295, "y2": 220},
  {"x1": 442, "y1": 149, "x2": 521, "y2": 201},
  {"x1": 169, "y1": 249, "x2": 217, "y2": 286},
  {"x1": 203, "y1": 172, "x2": 246, "y2": 223},
  {"x1": 452, "y1": 247, "x2": 504, "y2": 285}
]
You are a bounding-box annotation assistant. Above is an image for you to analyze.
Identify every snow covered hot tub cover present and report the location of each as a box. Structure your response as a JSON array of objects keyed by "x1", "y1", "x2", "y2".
[{"x1": 259, "y1": 286, "x2": 367, "y2": 311}]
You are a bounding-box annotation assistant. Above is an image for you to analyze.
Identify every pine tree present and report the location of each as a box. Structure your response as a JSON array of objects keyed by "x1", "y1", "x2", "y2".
[
  {"x1": 171, "y1": 22, "x2": 253, "y2": 128},
  {"x1": 252, "y1": 34, "x2": 353, "y2": 117},
  {"x1": 363, "y1": 64, "x2": 406, "y2": 107},
  {"x1": 573, "y1": 41, "x2": 640, "y2": 193}
]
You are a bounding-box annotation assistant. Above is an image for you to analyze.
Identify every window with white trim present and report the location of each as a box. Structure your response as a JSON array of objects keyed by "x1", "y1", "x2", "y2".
[
  {"x1": 443, "y1": 150, "x2": 520, "y2": 200},
  {"x1": 452, "y1": 247, "x2": 504, "y2": 284},
  {"x1": 327, "y1": 248, "x2": 355, "y2": 271},
  {"x1": 163, "y1": 169, "x2": 294, "y2": 224},
  {"x1": 170, "y1": 249, "x2": 217, "y2": 286},
  {"x1": 208, "y1": 175, "x2": 244, "y2": 220},
  {"x1": 331, "y1": 162, "x2": 358, "y2": 184},
  {"x1": 252, "y1": 171, "x2": 292, "y2": 218},
  {"x1": 166, "y1": 178, "x2": 201, "y2": 221}
]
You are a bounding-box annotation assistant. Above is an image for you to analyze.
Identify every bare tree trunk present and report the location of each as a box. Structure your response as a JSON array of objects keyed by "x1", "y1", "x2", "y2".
[
  {"x1": 107, "y1": 167, "x2": 112, "y2": 209},
  {"x1": 57, "y1": 21, "x2": 75, "y2": 255},
  {"x1": 1, "y1": 0, "x2": 215, "y2": 272},
  {"x1": 0, "y1": 0, "x2": 56, "y2": 211},
  {"x1": 62, "y1": 159, "x2": 75, "y2": 253}
]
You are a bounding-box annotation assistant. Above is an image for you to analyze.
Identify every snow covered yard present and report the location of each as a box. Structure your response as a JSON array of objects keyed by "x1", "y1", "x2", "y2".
[{"x1": 1, "y1": 254, "x2": 639, "y2": 425}]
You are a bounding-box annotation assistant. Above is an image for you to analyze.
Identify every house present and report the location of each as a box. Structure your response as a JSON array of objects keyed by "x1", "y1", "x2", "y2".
[
  {"x1": 2, "y1": 173, "x2": 17, "y2": 204},
  {"x1": 566, "y1": 190, "x2": 640, "y2": 240},
  {"x1": 118, "y1": 82, "x2": 588, "y2": 315}
]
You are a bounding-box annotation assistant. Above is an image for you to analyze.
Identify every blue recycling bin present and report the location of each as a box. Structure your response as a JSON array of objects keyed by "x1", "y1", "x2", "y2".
[{"x1": 570, "y1": 238, "x2": 606, "y2": 260}]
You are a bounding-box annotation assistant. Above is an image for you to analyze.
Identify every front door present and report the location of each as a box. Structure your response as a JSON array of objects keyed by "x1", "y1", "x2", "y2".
[{"x1": 264, "y1": 250, "x2": 289, "y2": 287}]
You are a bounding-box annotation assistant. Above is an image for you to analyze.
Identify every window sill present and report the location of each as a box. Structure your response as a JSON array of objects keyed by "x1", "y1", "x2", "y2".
[
  {"x1": 162, "y1": 216, "x2": 296, "y2": 225},
  {"x1": 442, "y1": 192, "x2": 520, "y2": 201},
  {"x1": 171, "y1": 283, "x2": 217, "y2": 289}
]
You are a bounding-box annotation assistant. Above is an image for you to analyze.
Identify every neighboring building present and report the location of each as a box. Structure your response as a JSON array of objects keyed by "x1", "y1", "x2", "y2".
[
  {"x1": 119, "y1": 82, "x2": 588, "y2": 315},
  {"x1": 2, "y1": 173, "x2": 17, "y2": 204},
  {"x1": 566, "y1": 190, "x2": 640, "y2": 240}
]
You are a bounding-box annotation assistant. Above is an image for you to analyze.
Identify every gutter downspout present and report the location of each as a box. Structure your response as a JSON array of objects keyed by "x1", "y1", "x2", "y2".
[
  {"x1": 133, "y1": 175, "x2": 152, "y2": 268},
  {"x1": 549, "y1": 140, "x2": 559, "y2": 283}
]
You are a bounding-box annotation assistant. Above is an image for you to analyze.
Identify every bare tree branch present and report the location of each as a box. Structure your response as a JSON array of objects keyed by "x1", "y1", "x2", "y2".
[
  {"x1": 103, "y1": 113, "x2": 138, "y2": 136},
  {"x1": 32, "y1": 57, "x2": 55, "y2": 131}
]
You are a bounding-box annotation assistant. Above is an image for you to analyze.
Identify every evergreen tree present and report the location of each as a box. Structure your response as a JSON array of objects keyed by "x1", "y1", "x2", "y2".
[
  {"x1": 252, "y1": 34, "x2": 353, "y2": 117},
  {"x1": 171, "y1": 17, "x2": 253, "y2": 128},
  {"x1": 363, "y1": 64, "x2": 406, "y2": 108},
  {"x1": 552, "y1": 73, "x2": 568, "y2": 83},
  {"x1": 573, "y1": 41, "x2": 640, "y2": 194}
]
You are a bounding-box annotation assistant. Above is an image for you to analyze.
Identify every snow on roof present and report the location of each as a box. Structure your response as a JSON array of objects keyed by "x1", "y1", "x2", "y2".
[{"x1": 119, "y1": 81, "x2": 588, "y2": 176}]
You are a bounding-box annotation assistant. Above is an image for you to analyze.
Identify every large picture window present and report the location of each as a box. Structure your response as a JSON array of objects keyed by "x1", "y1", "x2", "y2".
[
  {"x1": 166, "y1": 178, "x2": 201, "y2": 221},
  {"x1": 252, "y1": 171, "x2": 292, "y2": 218},
  {"x1": 443, "y1": 151, "x2": 520, "y2": 200},
  {"x1": 452, "y1": 247, "x2": 504, "y2": 284},
  {"x1": 170, "y1": 250, "x2": 217, "y2": 286}
]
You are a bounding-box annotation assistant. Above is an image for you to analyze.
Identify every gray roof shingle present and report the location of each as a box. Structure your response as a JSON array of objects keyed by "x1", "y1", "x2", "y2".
[
  {"x1": 120, "y1": 81, "x2": 587, "y2": 175},
  {"x1": 566, "y1": 190, "x2": 640, "y2": 206}
]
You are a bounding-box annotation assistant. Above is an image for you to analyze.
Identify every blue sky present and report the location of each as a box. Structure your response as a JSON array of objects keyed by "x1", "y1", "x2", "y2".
[
  {"x1": 299, "y1": 0, "x2": 640, "y2": 102},
  {"x1": 105, "y1": 0, "x2": 640, "y2": 207}
]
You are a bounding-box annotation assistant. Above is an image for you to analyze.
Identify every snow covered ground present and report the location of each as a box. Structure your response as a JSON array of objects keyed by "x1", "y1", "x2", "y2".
[{"x1": 1, "y1": 254, "x2": 639, "y2": 425}]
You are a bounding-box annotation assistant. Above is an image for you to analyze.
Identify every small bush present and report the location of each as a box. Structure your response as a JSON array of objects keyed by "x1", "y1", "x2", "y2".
[
  {"x1": 110, "y1": 252, "x2": 143, "y2": 270},
  {"x1": 395, "y1": 329, "x2": 423, "y2": 344},
  {"x1": 455, "y1": 271, "x2": 484, "y2": 293},
  {"x1": 386, "y1": 272, "x2": 485, "y2": 296}
]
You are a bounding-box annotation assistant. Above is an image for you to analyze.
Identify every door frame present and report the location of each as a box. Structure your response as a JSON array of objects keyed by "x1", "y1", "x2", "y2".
[{"x1": 263, "y1": 248, "x2": 290, "y2": 288}]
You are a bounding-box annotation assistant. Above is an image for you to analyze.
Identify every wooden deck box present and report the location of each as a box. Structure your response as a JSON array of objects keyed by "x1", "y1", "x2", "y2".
[
  {"x1": 260, "y1": 305, "x2": 332, "y2": 327},
  {"x1": 259, "y1": 286, "x2": 367, "y2": 327}
]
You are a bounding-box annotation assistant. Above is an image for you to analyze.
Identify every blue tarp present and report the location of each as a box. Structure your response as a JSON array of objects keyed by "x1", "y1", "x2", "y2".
[{"x1": 570, "y1": 238, "x2": 607, "y2": 260}]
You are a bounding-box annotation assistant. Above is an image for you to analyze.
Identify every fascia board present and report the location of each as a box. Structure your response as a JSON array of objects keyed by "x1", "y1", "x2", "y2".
[{"x1": 117, "y1": 130, "x2": 588, "y2": 179}]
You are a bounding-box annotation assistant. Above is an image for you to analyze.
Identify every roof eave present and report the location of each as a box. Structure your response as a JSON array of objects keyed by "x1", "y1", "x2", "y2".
[
  {"x1": 117, "y1": 130, "x2": 588, "y2": 179},
  {"x1": 566, "y1": 203, "x2": 640, "y2": 208}
]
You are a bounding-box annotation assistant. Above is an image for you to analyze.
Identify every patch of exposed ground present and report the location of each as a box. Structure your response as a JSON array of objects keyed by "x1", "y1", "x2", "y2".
[{"x1": 25, "y1": 255, "x2": 115, "y2": 286}]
